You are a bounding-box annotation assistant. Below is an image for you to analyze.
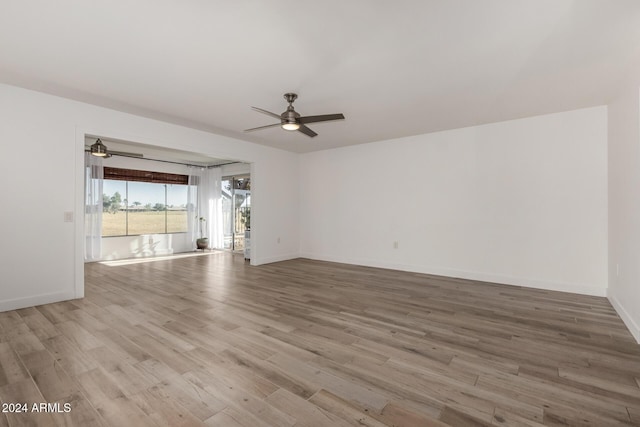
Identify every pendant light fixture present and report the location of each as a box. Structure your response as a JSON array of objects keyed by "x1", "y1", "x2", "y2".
[{"x1": 90, "y1": 139, "x2": 110, "y2": 157}]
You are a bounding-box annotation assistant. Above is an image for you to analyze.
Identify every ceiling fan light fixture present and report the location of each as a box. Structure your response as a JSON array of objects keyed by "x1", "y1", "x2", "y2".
[
  {"x1": 245, "y1": 93, "x2": 344, "y2": 138},
  {"x1": 282, "y1": 122, "x2": 300, "y2": 131},
  {"x1": 90, "y1": 139, "x2": 109, "y2": 157}
]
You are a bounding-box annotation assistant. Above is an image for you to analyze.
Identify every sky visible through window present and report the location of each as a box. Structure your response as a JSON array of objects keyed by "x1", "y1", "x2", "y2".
[{"x1": 103, "y1": 180, "x2": 188, "y2": 207}]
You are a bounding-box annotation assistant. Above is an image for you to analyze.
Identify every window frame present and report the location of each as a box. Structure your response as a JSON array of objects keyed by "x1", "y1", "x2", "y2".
[{"x1": 102, "y1": 167, "x2": 190, "y2": 237}]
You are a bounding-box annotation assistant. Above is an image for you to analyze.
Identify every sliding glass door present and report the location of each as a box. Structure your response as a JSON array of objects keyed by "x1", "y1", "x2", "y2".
[{"x1": 222, "y1": 175, "x2": 251, "y2": 251}]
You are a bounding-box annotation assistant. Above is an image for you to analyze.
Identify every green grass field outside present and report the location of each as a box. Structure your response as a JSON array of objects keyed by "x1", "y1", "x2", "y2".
[{"x1": 102, "y1": 211, "x2": 188, "y2": 236}]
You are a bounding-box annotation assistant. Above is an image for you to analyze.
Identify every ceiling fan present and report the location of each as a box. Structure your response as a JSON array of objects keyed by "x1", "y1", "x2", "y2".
[
  {"x1": 245, "y1": 93, "x2": 345, "y2": 138},
  {"x1": 88, "y1": 138, "x2": 143, "y2": 159}
]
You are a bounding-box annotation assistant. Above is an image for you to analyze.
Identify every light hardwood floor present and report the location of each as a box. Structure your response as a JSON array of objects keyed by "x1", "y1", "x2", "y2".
[{"x1": 0, "y1": 252, "x2": 639, "y2": 426}]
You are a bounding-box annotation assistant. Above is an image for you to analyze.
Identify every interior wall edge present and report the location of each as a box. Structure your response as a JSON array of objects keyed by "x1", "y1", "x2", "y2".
[{"x1": 608, "y1": 288, "x2": 640, "y2": 344}]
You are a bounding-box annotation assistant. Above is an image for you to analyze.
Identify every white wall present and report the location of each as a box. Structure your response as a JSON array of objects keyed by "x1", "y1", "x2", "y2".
[
  {"x1": 102, "y1": 233, "x2": 192, "y2": 260},
  {"x1": 607, "y1": 86, "x2": 640, "y2": 343},
  {"x1": 0, "y1": 83, "x2": 299, "y2": 311},
  {"x1": 300, "y1": 106, "x2": 608, "y2": 296}
]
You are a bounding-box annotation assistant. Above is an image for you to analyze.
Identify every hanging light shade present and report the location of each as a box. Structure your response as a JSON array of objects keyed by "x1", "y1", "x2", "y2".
[
  {"x1": 90, "y1": 139, "x2": 109, "y2": 157},
  {"x1": 281, "y1": 122, "x2": 300, "y2": 131}
]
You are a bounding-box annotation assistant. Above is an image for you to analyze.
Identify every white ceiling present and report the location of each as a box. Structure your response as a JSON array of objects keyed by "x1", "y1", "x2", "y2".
[{"x1": 3, "y1": 1, "x2": 640, "y2": 153}]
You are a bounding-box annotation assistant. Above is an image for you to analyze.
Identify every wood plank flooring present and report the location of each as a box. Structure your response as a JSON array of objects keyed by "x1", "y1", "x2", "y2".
[{"x1": 0, "y1": 252, "x2": 639, "y2": 426}]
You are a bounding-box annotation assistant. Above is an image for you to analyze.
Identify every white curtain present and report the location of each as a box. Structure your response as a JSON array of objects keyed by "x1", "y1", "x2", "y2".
[
  {"x1": 187, "y1": 166, "x2": 223, "y2": 249},
  {"x1": 186, "y1": 166, "x2": 201, "y2": 249},
  {"x1": 208, "y1": 167, "x2": 224, "y2": 249},
  {"x1": 84, "y1": 152, "x2": 103, "y2": 261}
]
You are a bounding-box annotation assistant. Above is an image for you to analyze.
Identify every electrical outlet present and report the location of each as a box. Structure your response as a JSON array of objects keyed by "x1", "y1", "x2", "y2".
[
  {"x1": 277, "y1": 237, "x2": 281, "y2": 244},
  {"x1": 63, "y1": 211, "x2": 74, "y2": 222},
  {"x1": 393, "y1": 241, "x2": 398, "y2": 249}
]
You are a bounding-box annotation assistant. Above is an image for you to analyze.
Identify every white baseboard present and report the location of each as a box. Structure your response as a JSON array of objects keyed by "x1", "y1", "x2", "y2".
[
  {"x1": 252, "y1": 253, "x2": 299, "y2": 266},
  {"x1": 608, "y1": 290, "x2": 640, "y2": 344},
  {"x1": 298, "y1": 252, "x2": 607, "y2": 297},
  {"x1": 0, "y1": 290, "x2": 77, "y2": 313}
]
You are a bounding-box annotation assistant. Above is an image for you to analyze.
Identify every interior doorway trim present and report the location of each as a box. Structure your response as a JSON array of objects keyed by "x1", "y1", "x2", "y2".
[{"x1": 74, "y1": 128, "x2": 256, "y2": 303}]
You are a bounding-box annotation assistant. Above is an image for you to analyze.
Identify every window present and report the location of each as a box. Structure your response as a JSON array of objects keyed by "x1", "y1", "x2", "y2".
[{"x1": 102, "y1": 167, "x2": 190, "y2": 237}]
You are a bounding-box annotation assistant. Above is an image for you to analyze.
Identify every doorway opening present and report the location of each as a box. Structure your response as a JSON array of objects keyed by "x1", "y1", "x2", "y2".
[{"x1": 222, "y1": 175, "x2": 251, "y2": 256}]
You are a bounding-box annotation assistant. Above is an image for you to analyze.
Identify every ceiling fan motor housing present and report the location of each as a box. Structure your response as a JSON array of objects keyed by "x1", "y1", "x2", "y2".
[
  {"x1": 282, "y1": 108, "x2": 300, "y2": 125},
  {"x1": 282, "y1": 93, "x2": 300, "y2": 126}
]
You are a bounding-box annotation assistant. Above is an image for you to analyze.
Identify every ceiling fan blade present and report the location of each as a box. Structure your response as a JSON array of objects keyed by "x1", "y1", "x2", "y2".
[
  {"x1": 299, "y1": 113, "x2": 345, "y2": 124},
  {"x1": 251, "y1": 107, "x2": 282, "y2": 120},
  {"x1": 244, "y1": 123, "x2": 281, "y2": 132},
  {"x1": 298, "y1": 124, "x2": 318, "y2": 138}
]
